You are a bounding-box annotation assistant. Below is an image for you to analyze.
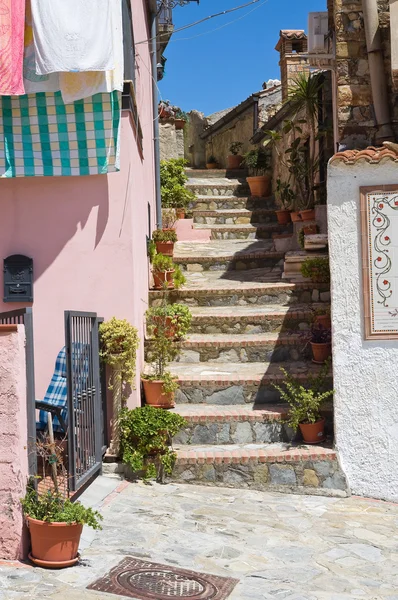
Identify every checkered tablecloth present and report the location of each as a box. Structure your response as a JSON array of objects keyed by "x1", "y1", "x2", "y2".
[{"x1": 0, "y1": 90, "x2": 121, "y2": 177}]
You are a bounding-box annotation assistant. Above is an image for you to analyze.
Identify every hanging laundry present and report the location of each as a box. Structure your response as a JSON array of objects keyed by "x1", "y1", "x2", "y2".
[
  {"x1": 60, "y1": 0, "x2": 123, "y2": 103},
  {"x1": 23, "y1": 0, "x2": 60, "y2": 94},
  {"x1": 30, "y1": 0, "x2": 115, "y2": 75},
  {"x1": 0, "y1": 91, "x2": 121, "y2": 178},
  {"x1": 0, "y1": 0, "x2": 25, "y2": 95}
]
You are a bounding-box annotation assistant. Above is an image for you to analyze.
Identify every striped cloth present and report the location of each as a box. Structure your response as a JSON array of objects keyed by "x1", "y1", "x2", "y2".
[{"x1": 0, "y1": 90, "x2": 121, "y2": 177}]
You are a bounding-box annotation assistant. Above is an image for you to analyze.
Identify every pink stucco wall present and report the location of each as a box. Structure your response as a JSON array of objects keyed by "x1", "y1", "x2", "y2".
[
  {"x1": 0, "y1": 326, "x2": 29, "y2": 560},
  {"x1": 0, "y1": 3, "x2": 156, "y2": 406}
]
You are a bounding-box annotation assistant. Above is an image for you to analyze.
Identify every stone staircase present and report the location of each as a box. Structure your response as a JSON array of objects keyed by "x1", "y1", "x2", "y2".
[{"x1": 148, "y1": 170, "x2": 347, "y2": 497}]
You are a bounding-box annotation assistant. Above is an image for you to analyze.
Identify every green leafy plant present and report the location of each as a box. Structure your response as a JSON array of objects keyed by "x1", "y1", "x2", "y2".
[
  {"x1": 229, "y1": 141, "x2": 243, "y2": 155},
  {"x1": 173, "y1": 265, "x2": 186, "y2": 289},
  {"x1": 148, "y1": 239, "x2": 156, "y2": 263},
  {"x1": 152, "y1": 253, "x2": 174, "y2": 272},
  {"x1": 298, "y1": 224, "x2": 319, "y2": 249},
  {"x1": 146, "y1": 303, "x2": 192, "y2": 340},
  {"x1": 160, "y1": 159, "x2": 195, "y2": 210},
  {"x1": 174, "y1": 109, "x2": 188, "y2": 121},
  {"x1": 242, "y1": 148, "x2": 270, "y2": 175},
  {"x1": 301, "y1": 256, "x2": 330, "y2": 283},
  {"x1": 275, "y1": 178, "x2": 295, "y2": 210},
  {"x1": 119, "y1": 405, "x2": 186, "y2": 481},
  {"x1": 99, "y1": 318, "x2": 139, "y2": 389},
  {"x1": 162, "y1": 208, "x2": 177, "y2": 229},
  {"x1": 152, "y1": 229, "x2": 178, "y2": 243},
  {"x1": 207, "y1": 155, "x2": 217, "y2": 163},
  {"x1": 272, "y1": 361, "x2": 333, "y2": 430}
]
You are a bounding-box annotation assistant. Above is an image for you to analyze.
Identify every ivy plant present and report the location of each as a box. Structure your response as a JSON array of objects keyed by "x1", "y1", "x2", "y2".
[
  {"x1": 119, "y1": 406, "x2": 186, "y2": 481},
  {"x1": 301, "y1": 257, "x2": 330, "y2": 283},
  {"x1": 99, "y1": 317, "x2": 139, "y2": 389}
]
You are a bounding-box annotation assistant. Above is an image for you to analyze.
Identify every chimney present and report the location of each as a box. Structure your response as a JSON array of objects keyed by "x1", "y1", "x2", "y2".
[{"x1": 275, "y1": 30, "x2": 309, "y2": 102}]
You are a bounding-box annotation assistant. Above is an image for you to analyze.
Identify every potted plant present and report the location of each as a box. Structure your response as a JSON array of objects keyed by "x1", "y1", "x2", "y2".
[
  {"x1": 227, "y1": 141, "x2": 243, "y2": 170},
  {"x1": 298, "y1": 224, "x2": 319, "y2": 249},
  {"x1": 152, "y1": 229, "x2": 178, "y2": 257},
  {"x1": 275, "y1": 178, "x2": 294, "y2": 225},
  {"x1": 146, "y1": 303, "x2": 192, "y2": 340},
  {"x1": 206, "y1": 155, "x2": 218, "y2": 169},
  {"x1": 119, "y1": 406, "x2": 186, "y2": 482},
  {"x1": 301, "y1": 256, "x2": 330, "y2": 284},
  {"x1": 272, "y1": 362, "x2": 333, "y2": 444},
  {"x1": 160, "y1": 158, "x2": 195, "y2": 213},
  {"x1": 152, "y1": 253, "x2": 175, "y2": 289},
  {"x1": 158, "y1": 100, "x2": 172, "y2": 119},
  {"x1": 21, "y1": 438, "x2": 102, "y2": 568},
  {"x1": 242, "y1": 148, "x2": 271, "y2": 197},
  {"x1": 313, "y1": 306, "x2": 331, "y2": 329},
  {"x1": 162, "y1": 207, "x2": 177, "y2": 230},
  {"x1": 308, "y1": 323, "x2": 332, "y2": 364},
  {"x1": 174, "y1": 109, "x2": 188, "y2": 130}
]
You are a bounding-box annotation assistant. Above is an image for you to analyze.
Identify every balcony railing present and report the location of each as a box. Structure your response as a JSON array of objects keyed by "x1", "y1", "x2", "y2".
[{"x1": 158, "y1": 5, "x2": 173, "y2": 26}]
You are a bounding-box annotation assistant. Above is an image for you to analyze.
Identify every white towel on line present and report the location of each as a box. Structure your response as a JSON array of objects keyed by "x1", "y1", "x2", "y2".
[{"x1": 30, "y1": 0, "x2": 115, "y2": 75}]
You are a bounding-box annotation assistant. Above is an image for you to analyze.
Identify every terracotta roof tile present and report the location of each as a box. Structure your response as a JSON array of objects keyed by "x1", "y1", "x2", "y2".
[{"x1": 330, "y1": 143, "x2": 398, "y2": 165}]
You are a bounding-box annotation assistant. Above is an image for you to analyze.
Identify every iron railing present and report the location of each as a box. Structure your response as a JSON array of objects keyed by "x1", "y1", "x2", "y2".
[
  {"x1": 64, "y1": 311, "x2": 102, "y2": 492},
  {"x1": 0, "y1": 308, "x2": 36, "y2": 476}
]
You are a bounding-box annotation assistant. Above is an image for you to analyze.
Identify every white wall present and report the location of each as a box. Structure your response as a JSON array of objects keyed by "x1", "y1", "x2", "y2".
[{"x1": 328, "y1": 159, "x2": 398, "y2": 501}]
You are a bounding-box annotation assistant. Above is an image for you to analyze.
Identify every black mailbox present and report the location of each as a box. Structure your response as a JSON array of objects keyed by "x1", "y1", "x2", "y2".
[{"x1": 3, "y1": 255, "x2": 33, "y2": 302}]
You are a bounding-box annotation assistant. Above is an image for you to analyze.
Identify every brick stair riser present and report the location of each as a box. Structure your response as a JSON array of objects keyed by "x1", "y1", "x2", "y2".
[
  {"x1": 185, "y1": 169, "x2": 248, "y2": 179},
  {"x1": 176, "y1": 379, "x2": 332, "y2": 405},
  {"x1": 193, "y1": 212, "x2": 277, "y2": 225},
  {"x1": 188, "y1": 315, "x2": 313, "y2": 335},
  {"x1": 176, "y1": 255, "x2": 284, "y2": 272},
  {"x1": 169, "y1": 456, "x2": 346, "y2": 497},
  {"x1": 190, "y1": 197, "x2": 274, "y2": 211},
  {"x1": 149, "y1": 286, "x2": 330, "y2": 308},
  {"x1": 186, "y1": 184, "x2": 249, "y2": 197},
  {"x1": 175, "y1": 342, "x2": 308, "y2": 364}
]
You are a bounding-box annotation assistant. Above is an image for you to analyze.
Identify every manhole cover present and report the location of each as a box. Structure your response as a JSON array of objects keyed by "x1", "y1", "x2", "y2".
[{"x1": 87, "y1": 557, "x2": 239, "y2": 600}]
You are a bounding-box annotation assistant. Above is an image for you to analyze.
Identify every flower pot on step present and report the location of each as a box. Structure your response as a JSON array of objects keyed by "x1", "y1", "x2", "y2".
[
  {"x1": 174, "y1": 119, "x2": 186, "y2": 130},
  {"x1": 155, "y1": 241, "x2": 174, "y2": 257},
  {"x1": 206, "y1": 162, "x2": 217, "y2": 170},
  {"x1": 300, "y1": 209, "x2": 316, "y2": 221},
  {"x1": 153, "y1": 316, "x2": 177, "y2": 339},
  {"x1": 275, "y1": 209, "x2": 291, "y2": 225},
  {"x1": 246, "y1": 175, "x2": 271, "y2": 197},
  {"x1": 142, "y1": 379, "x2": 175, "y2": 408},
  {"x1": 27, "y1": 517, "x2": 83, "y2": 568},
  {"x1": 273, "y1": 234, "x2": 293, "y2": 253},
  {"x1": 152, "y1": 269, "x2": 175, "y2": 290},
  {"x1": 315, "y1": 314, "x2": 331, "y2": 329},
  {"x1": 303, "y1": 224, "x2": 318, "y2": 235},
  {"x1": 290, "y1": 211, "x2": 302, "y2": 222},
  {"x1": 311, "y1": 341, "x2": 332, "y2": 364},
  {"x1": 299, "y1": 418, "x2": 326, "y2": 444},
  {"x1": 176, "y1": 208, "x2": 185, "y2": 220},
  {"x1": 227, "y1": 155, "x2": 243, "y2": 169}
]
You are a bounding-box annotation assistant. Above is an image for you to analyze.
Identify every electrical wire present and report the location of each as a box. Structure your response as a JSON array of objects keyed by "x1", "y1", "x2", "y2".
[{"x1": 135, "y1": 0, "x2": 262, "y2": 45}]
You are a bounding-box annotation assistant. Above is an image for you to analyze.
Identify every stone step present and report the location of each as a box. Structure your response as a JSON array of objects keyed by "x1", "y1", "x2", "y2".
[
  {"x1": 186, "y1": 304, "x2": 322, "y2": 334},
  {"x1": 176, "y1": 333, "x2": 306, "y2": 363},
  {"x1": 174, "y1": 239, "x2": 284, "y2": 272},
  {"x1": 193, "y1": 223, "x2": 283, "y2": 240},
  {"x1": 185, "y1": 168, "x2": 248, "y2": 179},
  {"x1": 186, "y1": 179, "x2": 249, "y2": 198},
  {"x1": 170, "y1": 443, "x2": 347, "y2": 497},
  {"x1": 192, "y1": 208, "x2": 277, "y2": 225},
  {"x1": 169, "y1": 360, "x2": 332, "y2": 405},
  {"x1": 149, "y1": 269, "x2": 330, "y2": 307},
  {"x1": 189, "y1": 195, "x2": 274, "y2": 211}
]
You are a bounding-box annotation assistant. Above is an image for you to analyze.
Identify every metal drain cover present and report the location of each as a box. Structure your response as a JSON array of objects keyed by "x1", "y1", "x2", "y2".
[{"x1": 87, "y1": 557, "x2": 239, "y2": 600}]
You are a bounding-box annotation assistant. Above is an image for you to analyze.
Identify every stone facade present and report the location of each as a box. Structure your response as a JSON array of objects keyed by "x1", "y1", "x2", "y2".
[
  {"x1": 159, "y1": 119, "x2": 185, "y2": 161},
  {"x1": 332, "y1": 0, "x2": 398, "y2": 147}
]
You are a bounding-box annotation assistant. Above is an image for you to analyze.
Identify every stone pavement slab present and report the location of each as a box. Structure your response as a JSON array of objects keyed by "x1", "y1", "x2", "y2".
[{"x1": 2, "y1": 476, "x2": 398, "y2": 599}]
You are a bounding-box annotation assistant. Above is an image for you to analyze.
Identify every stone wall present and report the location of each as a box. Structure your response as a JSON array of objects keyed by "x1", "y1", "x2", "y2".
[
  {"x1": 184, "y1": 110, "x2": 207, "y2": 168},
  {"x1": 327, "y1": 156, "x2": 398, "y2": 502},
  {"x1": 333, "y1": 0, "x2": 398, "y2": 147},
  {"x1": 205, "y1": 108, "x2": 254, "y2": 169},
  {"x1": 0, "y1": 325, "x2": 28, "y2": 560},
  {"x1": 159, "y1": 120, "x2": 185, "y2": 161}
]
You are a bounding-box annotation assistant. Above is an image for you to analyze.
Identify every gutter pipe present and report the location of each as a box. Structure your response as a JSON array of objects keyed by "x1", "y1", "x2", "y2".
[
  {"x1": 362, "y1": 0, "x2": 394, "y2": 143},
  {"x1": 150, "y1": 7, "x2": 162, "y2": 227}
]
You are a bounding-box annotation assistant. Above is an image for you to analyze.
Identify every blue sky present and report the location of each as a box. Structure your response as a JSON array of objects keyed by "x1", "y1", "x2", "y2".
[{"x1": 159, "y1": 0, "x2": 326, "y2": 116}]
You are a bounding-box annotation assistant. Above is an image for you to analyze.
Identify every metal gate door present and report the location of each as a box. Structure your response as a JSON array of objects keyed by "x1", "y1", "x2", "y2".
[{"x1": 64, "y1": 311, "x2": 102, "y2": 491}]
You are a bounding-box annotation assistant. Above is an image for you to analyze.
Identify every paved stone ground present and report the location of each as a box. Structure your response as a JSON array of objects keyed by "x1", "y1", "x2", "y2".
[{"x1": 2, "y1": 476, "x2": 398, "y2": 599}]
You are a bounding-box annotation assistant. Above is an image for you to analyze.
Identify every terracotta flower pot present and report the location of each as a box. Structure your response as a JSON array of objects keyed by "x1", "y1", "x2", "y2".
[
  {"x1": 152, "y1": 269, "x2": 175, "y2": 290},
  {"x1": 299, "y1": 418, "x2": 326, "y2": 444},
  {"x1": 246, "y1": 175, "x2": 271, "y2": 198},
  {"x1": 155, "y1": 241, "x2": 174, "y2": 257},
  {"x1": 227, "y1": 155, "x2": 243, "y2": 169},
  {"x1": 290, "y1": 211, "x2": 302, "y2": 222},
  {"x1": 300, "y1": 209, "x2": 316, "y2": 221},
  {"x1": 315, "y1": 314, "x2": 331, "y2": 329},
  {"x1": 303, "y1": 224, "x2": 318, "y2": 235},
  {"x1": 174, "y1": 119, "x2": 186, "y2": 130},
  {"x1": 311, "y1": 341, "x2": 332, "y2": 364},
  {"x1": 153, "y1": 316, "x2": 177, "y2": 339},
  {"x1": 27, "y1": 517, "x2": 83, "y2": 568},
  {"x1": 275, "y1": 209, "x2": 291, "y2": 225},
  {"x1": 206, "y1": 162, "x2": 217, "y2": 169},
  {"x1": 176, "y1": 208, "x2": 185, "y2": 220},
  {"x1": 142, "y1": 379, "x2": 175, "y2": 408},
  {"x1": 159, "y1": 108, "x2": 169, "y2": 119}
]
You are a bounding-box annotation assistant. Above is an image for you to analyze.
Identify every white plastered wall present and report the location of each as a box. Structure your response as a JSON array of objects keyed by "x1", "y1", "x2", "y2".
[{"x1": 328, "y1": 159, "x2": 398, "y2": 501}]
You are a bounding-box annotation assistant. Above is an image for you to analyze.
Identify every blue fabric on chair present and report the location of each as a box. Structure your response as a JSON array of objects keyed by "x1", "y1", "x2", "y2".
[{"x1": 37, "y1": 344, "x2": 90, "y2": 433}]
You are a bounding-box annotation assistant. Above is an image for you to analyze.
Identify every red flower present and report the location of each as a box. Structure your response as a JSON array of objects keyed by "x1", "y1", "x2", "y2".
[
  {"x1": 377, "y1": 218, "x2": 382, "y2": 222},
  {"x1": 384, "y1": 280, "x2": 389, "y2": 285},
  {"x1": 379, "y1": 203, "x2": 384, "y2": 209},
  {"x1": 377, "y1": 257, "x2": 382, "y2": 262},
  {"x1": 385, "y1": 236, "x2": 390, "y2": 241}
]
